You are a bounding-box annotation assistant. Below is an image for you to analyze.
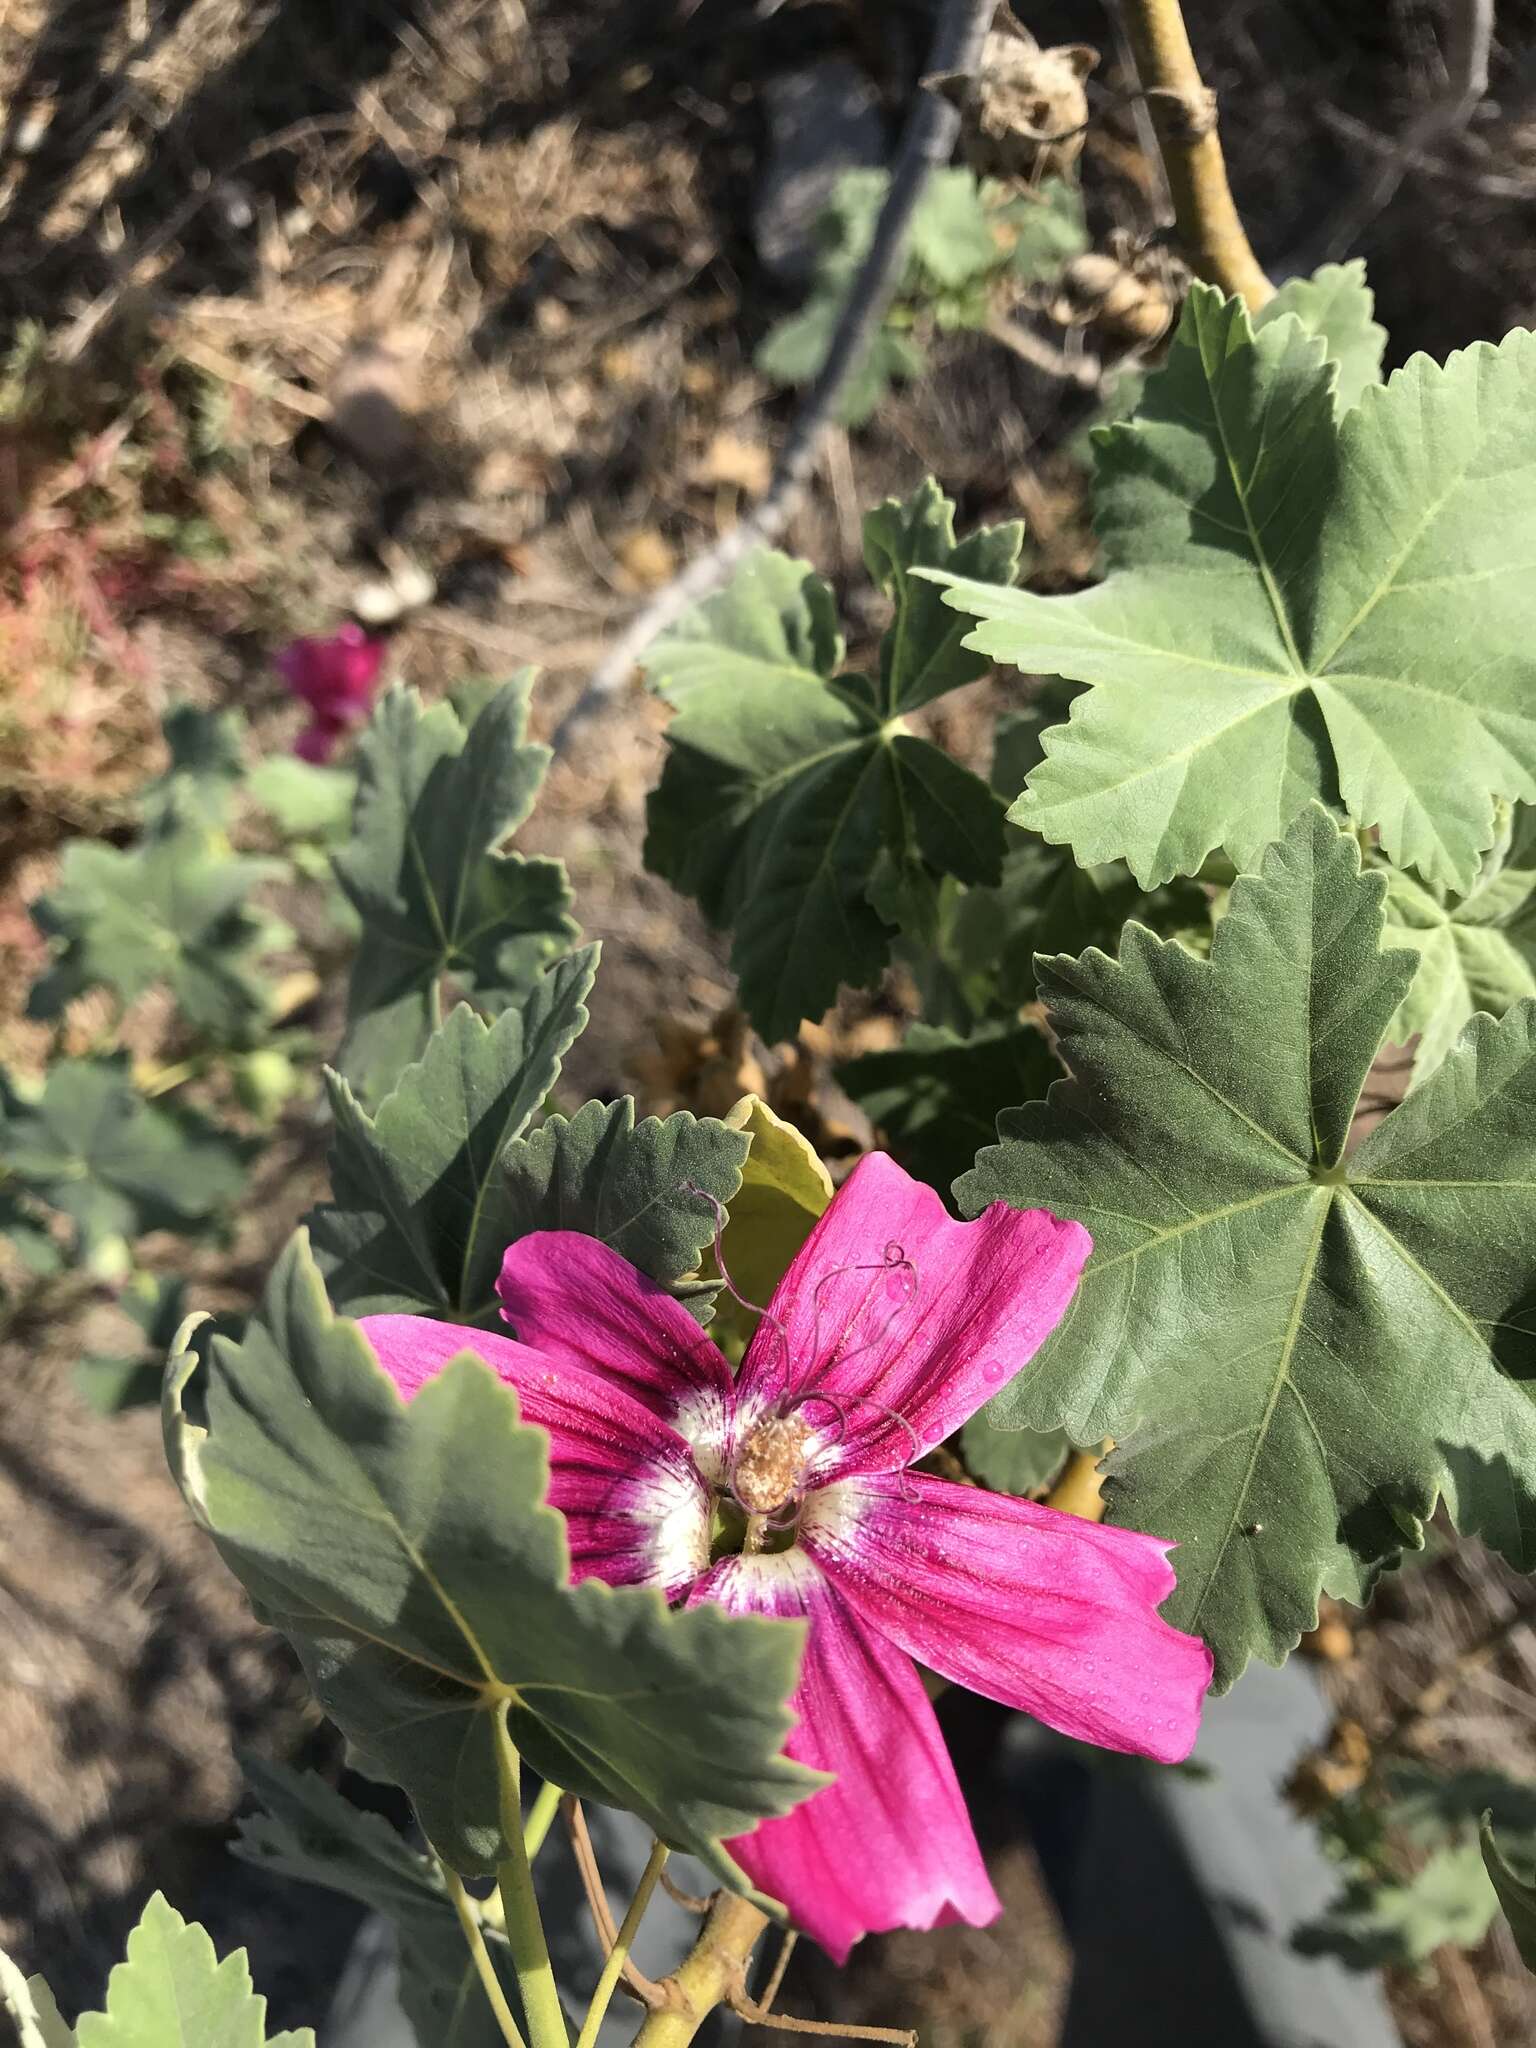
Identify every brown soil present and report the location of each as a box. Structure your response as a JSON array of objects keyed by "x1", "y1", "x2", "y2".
[{"x1": 4, "y1": 2, "x2": 1536, "y2": 2041}]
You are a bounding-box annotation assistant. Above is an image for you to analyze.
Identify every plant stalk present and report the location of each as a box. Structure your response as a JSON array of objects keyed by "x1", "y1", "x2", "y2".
[
  {"x1": 441, "y1": 1859, "x2": 528, "y2": 2048},
  {"x1": 629, "y1": 1893, "x2": 769, "y2": 2048},
  {"x1": 494, "y1": 1704, "x2": 571, "y2": 2048},
  {"x1": 575, "y1": 1840, "x2": 670, "y2": 2048},
  {"x1": 524, "y1": 1777, "x2": 563, "y2": 1862},
  {"x1": 1118, "y1": 0, "x2": 1273, "y2": 310}
]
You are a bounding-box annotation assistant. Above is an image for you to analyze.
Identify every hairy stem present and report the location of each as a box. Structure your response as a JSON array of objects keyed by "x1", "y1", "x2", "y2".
[
  {"x1": 441, "y1": 1859, "x2": 528, "y2": 2048},
  {"x1": 494, "y1": 1705, "x2": 570, "y2": 2048},
  {"x1": 1118, "y1": 0, "x2": 1272, "y2": 310},
  {"x1": 630, "y1": 1893, "x2": 769, "y2": 2048},
  {"x1": 525, "y1": 1777, "x2": 563, "y2": 1862},
  {"x1": 575, "y1": 1840, "x2": 670, "y2": 2048}
]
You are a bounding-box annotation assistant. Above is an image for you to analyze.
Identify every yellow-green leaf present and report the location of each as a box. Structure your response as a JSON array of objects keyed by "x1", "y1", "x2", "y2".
[{"x1": 711, "y1": 1095, "x2": 833, "y2": 1353}]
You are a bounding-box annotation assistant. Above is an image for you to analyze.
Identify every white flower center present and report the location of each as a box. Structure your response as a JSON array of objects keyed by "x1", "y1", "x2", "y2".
[{"x1": 731, "y1": 1414, "x2": 815, "y2": 1514}]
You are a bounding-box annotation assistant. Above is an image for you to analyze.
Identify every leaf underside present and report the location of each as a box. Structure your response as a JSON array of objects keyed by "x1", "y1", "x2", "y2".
[
  {"x1": 234, "y1": 1758, "x2": 515, "y2": 2048},
  {"x1": 75, "y1": 1892, "x2": 312, "y2": 2048}
]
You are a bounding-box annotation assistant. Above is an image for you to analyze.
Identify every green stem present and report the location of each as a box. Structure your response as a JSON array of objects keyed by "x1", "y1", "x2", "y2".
[
  {"x1": 525, "y1": 1777, "x2": 563, "y2": 1862},
  {"x1": 494, "y1": 1703, "x2": 570, "y2": 2048},
  {"x1": 575, "y1": 1840, "x2": 669, "y2": 2048},
  {"x1": 441, "y1": 1858, "x2": 528, "y2": 2048},
  {"x1": 629, "y1": 1893, "x2": 768, "y2": 2048}
]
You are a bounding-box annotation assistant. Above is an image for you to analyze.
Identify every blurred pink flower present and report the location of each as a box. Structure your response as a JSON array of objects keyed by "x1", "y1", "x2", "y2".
[
  {"x1": 276, "y1": 623, "x2": 385, "y2": 761},
  {"x1": 361, "y1": 1152, "x2": 1213, "y2": 1961}
]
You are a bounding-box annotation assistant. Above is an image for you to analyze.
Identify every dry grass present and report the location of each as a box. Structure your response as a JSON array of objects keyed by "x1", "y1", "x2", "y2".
[
  {"x1": 1313, "y1": 1542, "x2": 1536, "y2": 2048},
  {"x1": 4, "y1": 3, "x2": 1536, "y2": 2042}
]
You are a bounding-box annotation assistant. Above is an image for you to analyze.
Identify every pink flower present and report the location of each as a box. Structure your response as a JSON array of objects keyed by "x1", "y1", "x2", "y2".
[
  {"x1": 360, "y1": 1152, "x2": 1213, "y2": 1960},
  {"x1": 275, "y1": 623, "x2": 385, "y2": 761}
]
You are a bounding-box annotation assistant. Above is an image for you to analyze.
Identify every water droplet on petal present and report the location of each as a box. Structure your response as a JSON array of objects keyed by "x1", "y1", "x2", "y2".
[{"x1": 981, "y1": 1360, "x2": 1005, "y2": 1385}]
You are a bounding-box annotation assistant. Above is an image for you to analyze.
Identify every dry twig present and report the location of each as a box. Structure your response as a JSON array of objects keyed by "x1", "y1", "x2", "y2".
[
  {"x1": 548, "y1": 0, "x2": 993, "y2": 755},
  {"x1": 983, "y1": 313, "x2": 1101, "y2": 388},
  {"x1": 560, "y1": 1795, "x2": 667, "y2": 2010}
]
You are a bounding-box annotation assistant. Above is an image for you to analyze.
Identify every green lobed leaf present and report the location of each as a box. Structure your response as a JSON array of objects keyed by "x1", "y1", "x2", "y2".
[
  {"x1": 1, "y1": 1058, "x2": 246, "y2": 1251},
  {"x1": 248, "y1": 756, "x2": 357, "y2": 844},
  {"x1": 755, "y1": 167, "x2": 1065, "y2": 425},
  {"x1": 1253, "y1": 259, "x2": 1386, "y2": 415},
  {"x1": 28, "y1": 828, "x2": 282, "y2": 1043},
  {"x1": 499, "y1": 1096, "x2": 752, "y2": 1326},
  {"x1": 139, "y1": 704, "x2": 246, "y2": 833},
  {"x1": 914, "y1": 697, "x2": 1213, "y2": 1025},
  {"x1": 335, "y1": 678, "x2": 577, "y2": 1103},
  {"x1": 959, "y1": 1411, "x2": 1074, "y2": 1497},
  {"x1": 1293, "y1": 1844, "x2": 1500, "y2": 1968},
  {"x1": 644, "y1": 498, "x2": 1014, "y2": 1042},
  {"x1": 233, "y1": 1758, "x2": 515, "y2": 2048},
  {"x1": 74, "y1": 1892, "x2": 312, "y2": 2048},
  {"x1": 75, "y1": 1274, "x2": 189, "y2": 1414},
  {"x1": 997, "y1": 176, "x2": 1089, "y2": 281},
  {"x1": 1299, "y1": 1758, "x2": 1536, "y2": 1969},
  {"x1": 958, "y1": 806, "x2": 1536, "y2": 1689},
  {"x1": 310, "y1": 949, "x2": 599, "y2": 1324},
  {"x1": 0, "y1": 1187, "x2": 64, "y2": 1285},
  {"x1": 710, "y1": 1094, "x2": 832, "y2": 1356},
  {"x1": 1380, "y1": 802, "x2": 1536, "y2": 1081},
  {"x1": 758, "y1": 173, "x2": 1081, "y2": 424},
  {"x1": 838, "y1": 1019, "x2": 1060, "y2": 1199},
  {"x1": 0, "y1": 1944, "x2": 73, "y2": 2048},
  {"x1": 861, "y1": 477, "x2": 1023, "y2": 714},
  {"x1": 1385, "y1": 1761, "x2": 1536, "y2": 1842},
  {"x1": 907, "y1": 168, "x2": 1003, "y2": 289},
  {"x1": 642, "y1": 549, "x2": 843, "y2": 703},
  {"x1": 754, "y1": 301, "x2": 925, "y2": 426},
  {"x1": 1483, "y1": 1815, "x2": 1536, "y2": 1970},
  {"x1": 935, "y1": 287, "x2": 1536, "y2": 893},
  {"x1": 166, "y1": 1235, "x2": 820, "y2": 1883},
  {"x1": 813, "y1": 167, "x2": 887, "y2": 285}
]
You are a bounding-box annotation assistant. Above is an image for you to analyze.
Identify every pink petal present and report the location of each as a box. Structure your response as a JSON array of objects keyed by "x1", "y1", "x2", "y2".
[
  {"x1": 801, "y1": 1472, "x2": 1212, "y2": 1764},
  {"x1": 498, "y1": 1233, "x2": 738, "y2": 1482},
  {"x1": 294, "y1": 718, "x2": 341, "y2": 763},
  {"x1": 735, "y1": 1151, "x2": 1090, "y2": 1481},
  {"x1": 694, "y1": 1550, "x2": 1000, "y2": 1962},
  {"x1": 276, "y1": 627, "x2": 385, "y2": 718},
  {"x1": 360, "y1": 1313, "x2": 710, "y2": 1594}
]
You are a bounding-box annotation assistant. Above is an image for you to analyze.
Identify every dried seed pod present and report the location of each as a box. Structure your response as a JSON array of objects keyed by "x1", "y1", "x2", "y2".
[
  {"x1": 945, "y1": 21, "x2": 1099, "y2": 183},
  {"x1": 1052, "y1": 247, "x2": 1180, "y2": 346}
]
